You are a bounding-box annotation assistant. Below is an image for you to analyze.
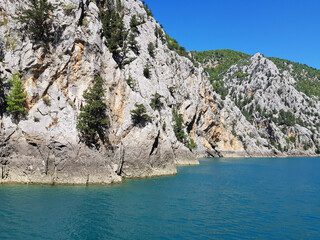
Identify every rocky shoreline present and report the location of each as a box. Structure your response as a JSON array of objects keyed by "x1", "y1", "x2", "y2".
[{"x1": 0, "y1": 0, "x2": 319, "y2": 185}]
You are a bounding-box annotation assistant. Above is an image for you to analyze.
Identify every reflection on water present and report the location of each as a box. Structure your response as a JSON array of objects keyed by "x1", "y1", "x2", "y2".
[{"x1": 0, "y1": 157, "x2": 320, "y2": 239}]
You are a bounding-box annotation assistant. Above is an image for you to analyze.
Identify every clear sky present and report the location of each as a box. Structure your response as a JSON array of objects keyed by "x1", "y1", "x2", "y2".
[{"x1": 146, "y1": 0, "x2": 320, "y2": 69}]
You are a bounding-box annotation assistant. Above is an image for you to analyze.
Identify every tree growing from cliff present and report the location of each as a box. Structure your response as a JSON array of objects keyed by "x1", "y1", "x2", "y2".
[
  {"x1": 5, "y1": 73, "x2": 27, "y2": 120},
  {"x1": 15, "y1": 0, "x2": 56, "y2": 44},
  {"x1": 172, "y1": 108, "x2": 197, "y2": 151},
  {"x1": 150, "y1": 93, "x2": 163, "y2": 111},
  {"x1": 77, "y1": 76, "x2": 109, "y2": 147},
  {"x1": 130, "y1": 103, "x2": 152, "y2": 127}
]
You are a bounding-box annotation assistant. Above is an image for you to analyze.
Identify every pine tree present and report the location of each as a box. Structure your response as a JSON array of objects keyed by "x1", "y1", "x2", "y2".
[
  {"x1": 77, "y1": 76, "x2": 109, "y2": 147},
  {"x1": 5, "y1": 73, "x2": 27, "y2": 120},
  {"x1": 130, "y1": 103, "x2": 151, "y2": 127},
  {"x1": 15, "y1": 0, "x2": 56, "y2": 43}
]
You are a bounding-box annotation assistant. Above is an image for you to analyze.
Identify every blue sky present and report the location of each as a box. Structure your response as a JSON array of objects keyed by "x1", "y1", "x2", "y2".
[{"x1": 146, "y1": 0, "x2": 320, "y2": 69}]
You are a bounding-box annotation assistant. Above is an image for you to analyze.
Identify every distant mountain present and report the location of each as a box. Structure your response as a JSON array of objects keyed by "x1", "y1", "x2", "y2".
[{"x1": 192, "y1": 50, "x2": 320, "y2": 154}]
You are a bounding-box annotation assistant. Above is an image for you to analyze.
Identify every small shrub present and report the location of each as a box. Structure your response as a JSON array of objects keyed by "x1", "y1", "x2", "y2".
[
  {"x1": 150, "y1": 93, "x2": 163, "y2": 110},
  {"x1": 154, "y1": 26, "x2": 165, "y2": 44},
  {"x1": 143, "y1": 65, "x2": 151, "y2": 79},
  {"x1": 128, "y1": 33, "x2": 140, "y2": 55},
  {"x1": 130, "y1": 15, "x2": 141, "y2": 32},
  {"x1": 148, "y1": 42, "x2": 155, "y2": 58},
  {"x1": 186, "y1": 138, "x2": 197, "y2": 150},
  {"x1": 33, "y1": 116, "x2": 40, "y2": 122},
  {"x1": 126, "y1": 76, "x2": 136, "y2": 90},
  {"x1": 130, "y1": 103, "x2": 152, "y2": 127},
  {"x1": 143, "y1": 2, "x2": 153, "y2": 17}
]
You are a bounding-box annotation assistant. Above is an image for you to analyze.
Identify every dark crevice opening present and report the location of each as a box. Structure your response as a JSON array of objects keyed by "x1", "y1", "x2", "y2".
[{"x1": 149, "y1": 131, "x2": 160, "y2": 156}]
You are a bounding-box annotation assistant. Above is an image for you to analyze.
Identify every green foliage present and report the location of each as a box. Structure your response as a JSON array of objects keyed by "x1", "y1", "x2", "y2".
[
  {"x1": 296, "y1": 80, "x2": 320, "y2": 98},
  {"x1": 192, "y1": 49, "x2": 250, "y2": 81},
  {"x1": 269, "y1": 57, "x2": 320, "y2": 98},
  {"x1": 172, "y1": 108, "x2": 186, "y2": 143},
  {"x1": 154, "y1": 26, "x2": 165, "y2": 44},
  {"x1": 130, "y1": 103, "x2": 152, "y2": 127},
  {"x1": 100, "y1": 1, "x2": 137, "y2": 68},
  {"x1": 130, "y1": 15, "x2": 141, "y2": 32},
  {"x1": 126, "y1": 75, "x2": 136, "y2": 90},
  {"x1": 166, "y1": 33, "x2": 189, "y2": 58},
  {"x1": 143, "y1": 64, "x2": 151, "y2": 78},
  {"x1": 5, "y1": 73, "x2": 27, "y2": 120},
  {"x1": 172, "y1": 108, "x2": 197, "y2": 150},
  {"x1": 62, "y1": 4, "x2": 76, "y2": 15},
  {"x1": 186, "y1": 138, "x2": 197, "y2": 150},
  {"x1": 148, "y1": 42, "x2": 155, "y2": 58},
  {"x1": 191, "y1": 50, "x2": 250, "y2": 98},
  {"x1": 277, "y1": 109, "x2": 296, "y2": 126},
  {"x1": 77, "y1": 76, "x2": 109, "y2": 147},
  {"x1": 127, "y1": 33, "x2": 140, "y2": 55},
  {"x1": 211, "y1": 80, "x2": 228, "y2": 100},
  {"x1": 142, "y1": 1, "x2": 153, "y2": 17},
  {"x1": 15, "y1": 0, "x2": 56, "y2": 43},
  {"x1": 150, "y1": 93, "x2": 163, "y2": 110}
]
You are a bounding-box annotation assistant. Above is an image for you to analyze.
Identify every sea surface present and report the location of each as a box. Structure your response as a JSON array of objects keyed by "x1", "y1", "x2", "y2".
[{"x1": 0, "y1": 157, "x2": 320, "y2": 239}]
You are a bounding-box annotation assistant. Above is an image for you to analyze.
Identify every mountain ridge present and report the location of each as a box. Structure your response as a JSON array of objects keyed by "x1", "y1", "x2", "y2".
[{"x1": 0, "y1": 0, "x2": 319, "y2": 185}]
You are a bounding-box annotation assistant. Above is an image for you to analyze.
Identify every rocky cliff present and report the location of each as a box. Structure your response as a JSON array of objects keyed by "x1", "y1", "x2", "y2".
[
  {"x1": 0, "y1": 0, "x2": 319, "y2": 184},
  {"x1": 192, "y1": 50, "x2": 320, "y2": 157}
]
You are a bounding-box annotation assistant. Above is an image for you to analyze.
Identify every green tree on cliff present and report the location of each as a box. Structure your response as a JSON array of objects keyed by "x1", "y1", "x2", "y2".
[
  {"x1": 6, "y1": 73, "x2": 27, "y2": 120},
  {"x1": 77, "y1": 76, "x2": 109, "y2": 147},
  {"x1": 15, "y1": 0, "x2": 56, "y2": 43}
]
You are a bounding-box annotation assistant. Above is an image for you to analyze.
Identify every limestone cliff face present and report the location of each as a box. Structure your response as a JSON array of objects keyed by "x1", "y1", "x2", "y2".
[
  {"x1": 218, "y1": 53, "x2": 320, "y2": 156},
  {"x1": 0, "y1": 0, "x2": 221, "y2": 184},
  {"x1": 0, "y1": 1, "x2": 318, "y2": 184}
]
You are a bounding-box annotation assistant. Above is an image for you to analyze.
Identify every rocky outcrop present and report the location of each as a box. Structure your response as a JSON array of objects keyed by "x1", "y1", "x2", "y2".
[
  {"x1": 0, "y1": 0, "x2": 206, "y2": 184},
  {"x1": 218, "y1": 53, "x2": 320, "y2": 156},
  {"x1": 0, "y1": 1, "x2": 318, "y2": 184}
]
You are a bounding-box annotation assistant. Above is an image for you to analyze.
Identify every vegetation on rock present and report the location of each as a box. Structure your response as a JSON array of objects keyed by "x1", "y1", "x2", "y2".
[
  {"x1": 148, "y1": 42, "x2": 155, "y2": 58},
  {"x1": 143, "y1": 64, "x2": 151, "y2": 78},
  {"x1": 5, "y1": 73, "x2": 27, "y2": 120},
  {"x1": 166, "y1": 33, "x2": 188, "y2": 58},
  {"x1": 100, "y1": 0, "x2": 137, "y2": 68},
  {"x1": 150, "y1": 93, "x2": 163, "y2": 111},
  {"x1": 269, "y1": 57, "x2": 320, "y2": 98},
  {"x1": 15, "y1": 0, "x2": 56, "y2": 44},
  {"x1": 142, "y1": 1, "x2": 153, "y2": 17},
  {"x1": 77, "y1": 76, "x2": 109, "y2": 147},
  {"x1": 130, "y1": 103, "x2": 152, "y2": 127},
  {"x1": 172, "y1": 108, "x2": 197, "y2": 150}
]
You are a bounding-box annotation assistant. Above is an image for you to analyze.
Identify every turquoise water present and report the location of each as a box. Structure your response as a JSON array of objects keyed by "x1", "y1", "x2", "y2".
[{"x1": 0, "y1": 157, "x2": 320, "y2": 239}]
